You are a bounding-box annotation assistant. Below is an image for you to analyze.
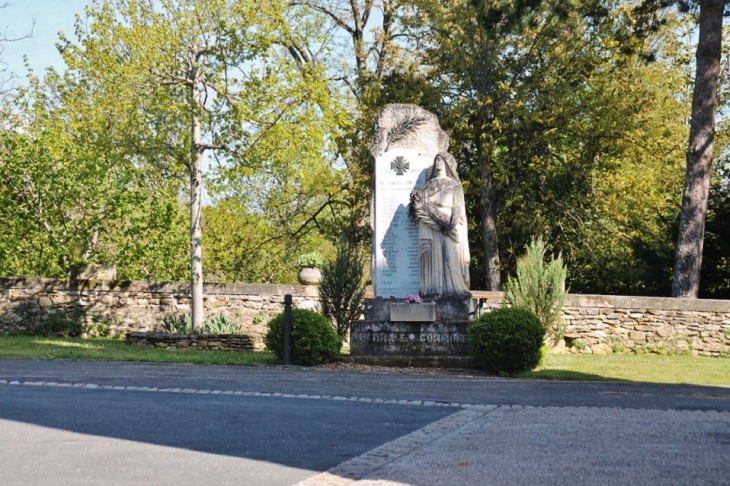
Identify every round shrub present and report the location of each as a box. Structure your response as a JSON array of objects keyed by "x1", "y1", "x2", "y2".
[
  {"x1": 265, "y1": 309, "x2": 340, "y2": 366},
  {"x1": 468, "y1": 307, "x2": 545, "y2": 374}
]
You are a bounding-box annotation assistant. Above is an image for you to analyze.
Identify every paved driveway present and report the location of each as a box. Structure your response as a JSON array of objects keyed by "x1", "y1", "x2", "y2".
[{"x1": 1, "y1": 359, "x2": 728, "y2": 485}]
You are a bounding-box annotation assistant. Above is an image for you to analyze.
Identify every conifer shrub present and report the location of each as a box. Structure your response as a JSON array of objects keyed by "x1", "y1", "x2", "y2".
[
  {"x1": 468, "y1": 307, "x2": 544, "y2": 374},
  {"x1": 504, "y1": 237, "x2": 568, "y2": 343},
  {"x1": 319, "y1": 235, "x2": 366, "y2": 342},
  {"x1": 265, "y1": 309, "x2": 340, "y2": 365}
]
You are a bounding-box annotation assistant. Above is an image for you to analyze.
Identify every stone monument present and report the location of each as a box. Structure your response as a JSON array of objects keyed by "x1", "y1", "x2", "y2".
[
  {"x1": 371, "y1": 104, "x2": 449, "y2": 298},
  {"x1": 351, "y1": 104, "x2": 473, "y2": 366}
]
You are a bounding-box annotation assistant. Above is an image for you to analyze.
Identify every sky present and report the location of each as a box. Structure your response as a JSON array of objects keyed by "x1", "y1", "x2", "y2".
[{"x1": 2, "y1": 0, "x2": 93, "y2": 80}]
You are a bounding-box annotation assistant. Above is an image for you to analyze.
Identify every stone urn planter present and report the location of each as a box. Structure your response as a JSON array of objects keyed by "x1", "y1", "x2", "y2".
[
  {"x1": 297, "y1": 267, "x2": 322, "y2": 286},
  {"x1": 296, "y1": 252, "x2": 324, "y2": 286}
]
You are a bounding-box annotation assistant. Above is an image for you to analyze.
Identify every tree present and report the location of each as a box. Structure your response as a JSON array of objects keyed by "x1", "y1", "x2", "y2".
[
  {"x1": 407, "y1": 0, "x2": 591, "y2": 289},
  {"x1": 202, "y1": 198, "x2": 339, "y2": 285},
  {"x1": 699, "y1": 158, "x2": 730, "y2": 298},
  {"x1": 50, "y1": 0, "x2": 342, "y2": 328},
  {"x1": 290, "y1": 0, "x2": 428, "y2": 245},
  {"x1": 556, "y1": 13, "x2": 692, "y2": 296},
  {"x1": 401, "y1": 0, "x2": 703, "y2": 297},
  {"x1": 672, "y1": 0, "x2": 725, "y2": 297},
  {"x1": 1, "y1": 72, "x2": 190, "y2": 281}
]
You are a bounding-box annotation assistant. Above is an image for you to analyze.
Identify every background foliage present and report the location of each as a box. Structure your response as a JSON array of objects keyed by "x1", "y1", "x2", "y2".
[{"x1": 1, "y1": 0, "x2": 728, "y2": 297}]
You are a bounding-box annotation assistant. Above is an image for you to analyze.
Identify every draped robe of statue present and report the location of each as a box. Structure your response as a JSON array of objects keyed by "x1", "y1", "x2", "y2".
[{"x1": 410, "y1": 152, "x2": 470, "y2": 299}]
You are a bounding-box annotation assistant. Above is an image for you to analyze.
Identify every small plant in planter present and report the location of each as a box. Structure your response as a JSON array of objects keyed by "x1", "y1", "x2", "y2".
[
  {"x1": 296, "y1": 252, "x2": 324, "y2": 269},
  {"x1": 296, "y1": 252, "x2": 324, "y2": 285}
]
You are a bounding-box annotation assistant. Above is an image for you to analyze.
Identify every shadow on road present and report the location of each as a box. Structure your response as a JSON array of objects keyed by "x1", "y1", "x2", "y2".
[{"x1": 0, "y1": 385, "x2": 453, "y2": 471}]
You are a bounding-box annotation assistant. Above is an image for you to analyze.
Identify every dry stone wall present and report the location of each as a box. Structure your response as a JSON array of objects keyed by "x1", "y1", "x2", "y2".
[
  {"x1": 0, "y1": 278, "x2": 320, "y2": 349},
  {"x1": 561, "y1": 294, "x2": 730, "y2": 357},
  {"x1": 2, "y1": 277, "x2": 728, "y2": 356},
  {"x1": 474, "y1": 293, "x2": 730, "y2": 357},
  {"x1": 126, "y1": 332, "x2": 256, "y2": 351}
]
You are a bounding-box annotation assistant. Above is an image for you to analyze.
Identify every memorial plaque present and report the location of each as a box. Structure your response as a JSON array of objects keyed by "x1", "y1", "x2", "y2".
[{"x1": 374, "y1": 148, "x2": 431, "y2": 297}]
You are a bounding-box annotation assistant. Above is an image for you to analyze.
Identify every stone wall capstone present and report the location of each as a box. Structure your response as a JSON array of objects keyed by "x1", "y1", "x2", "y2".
[{"x1": 0, "y1": 277, "x2": 320, "y2": 349}]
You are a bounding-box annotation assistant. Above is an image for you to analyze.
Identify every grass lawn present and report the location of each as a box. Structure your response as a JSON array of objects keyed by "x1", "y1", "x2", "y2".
[
  {"x1": 523, "y1": 353, "x2": 730, "y2": 387},
  {"x1": 0, "y1": 335, "x2": 277, "y2": 366},
  {"x1": 0, "y1": 335, "x2": 728, "y2": 386}
]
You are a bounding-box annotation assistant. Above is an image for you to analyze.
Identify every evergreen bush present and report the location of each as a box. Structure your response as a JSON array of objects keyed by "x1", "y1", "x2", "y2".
[
  {"x1": 468, "y1": 307, "x2": 544, "y2": 374},
  {"x1": 319, "y1": 235, "x2": 367, "y2": 341},
  {"x1": 504, "y1": 237, "x2": 568, "y2": 342},
  {"x1": 265, "y1": 308, "x2": 340, "y2": 365}
]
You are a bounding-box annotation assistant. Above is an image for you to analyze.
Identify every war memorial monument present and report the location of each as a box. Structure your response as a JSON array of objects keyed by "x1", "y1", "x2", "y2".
[{"x1": 350, "y1": 104, "x2": 473, "y2": 366}]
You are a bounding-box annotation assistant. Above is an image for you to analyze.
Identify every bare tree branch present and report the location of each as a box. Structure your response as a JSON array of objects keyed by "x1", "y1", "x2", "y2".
[
  {"x1": 1, "y1": 16, "x2": 35, "y2": 43},
  {"x1": 291, "y1": 1, "x2": 355, "y2": 36}
]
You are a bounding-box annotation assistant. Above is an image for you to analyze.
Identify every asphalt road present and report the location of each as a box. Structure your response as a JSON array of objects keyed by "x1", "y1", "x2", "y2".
[
  {"x1": 1, "y1": 359, "x2": 729, "y2": 411},
  {"x1": 1, "y1": 359, "x2": 729, "y2": 485}
]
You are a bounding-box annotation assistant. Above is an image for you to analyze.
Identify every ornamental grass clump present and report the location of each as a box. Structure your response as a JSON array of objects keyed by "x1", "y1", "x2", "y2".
[
  {"x1": 162, "y1": 314, "x2": 194, "y2": 334},
  {"x1": 503, "y1": 237, "x2": 568, "y2": 343},
  {"x1": 264, "y1": 308, "x2": 340, "y2": 366},
  {"x1": 161, "y1": 314, "x2": 241, "y2": 335},
  {"x1": 468, "y1": 307, "x2": 544, "y2": 374},
  {"x1": 203, "y1": 315, "x2": 240, "y2": 335}
]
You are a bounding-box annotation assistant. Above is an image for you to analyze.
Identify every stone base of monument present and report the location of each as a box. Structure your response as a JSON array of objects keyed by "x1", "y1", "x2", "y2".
[{"x1": 349, "y1": 298, "x2": 475, "y2": 368}]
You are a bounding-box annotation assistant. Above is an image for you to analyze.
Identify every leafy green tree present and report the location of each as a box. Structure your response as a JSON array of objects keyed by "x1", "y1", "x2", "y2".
[
  {"x1": 290, "y1": 0, "x2": 429, "y2": 245},
  {"x1": 38, "y1": 0, "x2": 344, "y2": 328},
  {"x1": 202, "y1": 199, "x2": 335, "y2": 284},
  {"x1": 1, "y1": 81, "x2": 189, "y2": 281},
  {"x1": 409, "y1": 0, "x2": 692, "y2": 296},
  {"x1": 699, "y1": 157, "x2": 730, "y2": 298}
]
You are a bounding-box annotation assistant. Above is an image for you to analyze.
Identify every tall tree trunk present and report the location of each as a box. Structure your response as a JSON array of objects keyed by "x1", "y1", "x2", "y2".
[
  {"x1": 671, "y1": 0, "x2": 723, "y2": 298},
  {"x1": 477, "y1": 131, "x2": 501, "y2": 290},
  {"x1": 190, "y1": 73, "x2": 205, "y2": 329}
]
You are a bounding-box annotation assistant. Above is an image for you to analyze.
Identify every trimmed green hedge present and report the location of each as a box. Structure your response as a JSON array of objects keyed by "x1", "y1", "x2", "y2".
[
  {"x1": 468, "y1": 307, "x2": 544, "y2": 374},
  {"x1": 264, "y1": 309, "x2": 339, "y2": 366}
]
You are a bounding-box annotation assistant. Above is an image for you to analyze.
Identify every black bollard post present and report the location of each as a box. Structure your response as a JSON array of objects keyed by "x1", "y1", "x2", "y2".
[{"x1": 283, "y1": 294, "x2": 292, "y2": 366}]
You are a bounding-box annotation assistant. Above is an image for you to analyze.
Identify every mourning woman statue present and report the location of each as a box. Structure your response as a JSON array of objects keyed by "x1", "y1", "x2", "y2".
[{"x1": 409, "y1": 152, "x2": 470, "y2": 298}]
